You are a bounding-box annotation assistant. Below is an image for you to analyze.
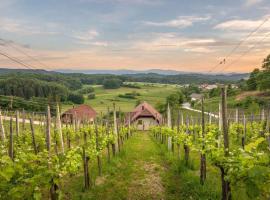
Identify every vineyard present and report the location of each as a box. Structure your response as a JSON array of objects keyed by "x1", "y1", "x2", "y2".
[
  {"x1": 0, "y1": 87, "x2": 269, "y2": 200},
  {"x1": 0, "y1": 104, "x2": 134, "y2": 199}
]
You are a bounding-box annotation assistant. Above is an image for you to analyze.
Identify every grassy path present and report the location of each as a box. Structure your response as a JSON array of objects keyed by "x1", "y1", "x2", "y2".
[
  {"x1": 91, "y1": 132, "x2": 166, "y2": 200},
  {"x1": 65, "y1": 132, "x2": 167, "y2": 200},
  {"x1": 63, "y1": 132, "x2": 222, "y2": 200}
]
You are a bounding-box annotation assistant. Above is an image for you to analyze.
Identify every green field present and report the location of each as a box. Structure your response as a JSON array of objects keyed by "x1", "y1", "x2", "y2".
[{"x1": 63, "y1": 83, "x2": 179, "y2": 113}]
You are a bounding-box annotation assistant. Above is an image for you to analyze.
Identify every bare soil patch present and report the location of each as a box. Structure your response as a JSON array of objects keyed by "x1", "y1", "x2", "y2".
[{"x1": 128, "y1": 161, "x2": 165, "y2": 200}]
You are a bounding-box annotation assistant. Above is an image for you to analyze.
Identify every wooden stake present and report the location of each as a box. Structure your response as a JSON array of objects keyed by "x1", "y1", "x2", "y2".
[
  {"x1": 167, "y1": 103, "x2": 172, "y2": 151},
  {"x1": 220, "y1": 86, "x2": 231, "y2": 200},
  {"x1": 15, "y1": 110, "x2": 19, "y2": 136},
  {"x1": 0, "y1": 110, "x2": 5, "y2": 141},
  {"x1": 200, "y1": 97, "x2": 206, "y2": 185},
  {"x1": 95, "y1": 124, "x2": 102, "y2": 176},
  {"x1": 30, "y1": 117, "x2": 38, "y2": 154},
  {"x1": 113, "y1": 103, "x2": 118, "y2": 152},
  {"x1": 9, "y1": 117, "x2": 14, "y2": 161},
  {"x1": 46, "y1": 105, "x2": 51, "y2": 152},
  {"x1": 56, "y1": 103, "x2": 64, "y2": 154}
]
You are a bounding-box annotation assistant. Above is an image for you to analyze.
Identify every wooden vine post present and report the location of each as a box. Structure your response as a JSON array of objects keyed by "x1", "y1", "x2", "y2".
[
  {"x1": 218, "y1": 103, "x2": 222, "y2": 147},
  {"x1": 167, "y1": 103, "x2": 172, "y2": 151},
  {"x1": 30, "y1": 116, "x2": 38, "y2": 154},
  {"x1": 83, "y1": 129, "x2": 91, "y2": 190},
  {"x1": 56, "y1": 103, "x2": 65, "y2": 154},
  {"x1": 200, "y1": 97, "x2": 206, "y2": 185},
  {"x1": 9, "y1": 117, "x2": 14, "y2": 161},
  {"x1": 177, "y1": 109, "x2": 181, "y2": 160},
  {"x1": 220, "y1": 86, "x2": 231, "y2": 200},
  {"x1": 184, "y1": 117, "x2": 190, "y2": 166},
  {"x1": 22, "y1": 109, "x2": 26, "y2": 132},
  {"x1": 128, "y1": 112, "x2": 131, "y2": 139},
  {"x1": 46, "y1": 105, "x2": 51, "y2": 152},
  {"x1": 15, "y1": 110, "x2": 19, "y2": 136},
  {"x1": 95, "y1": 124, "x2": 102, "y2": 176},
  {"x1": 112, "y1": 103, "x2": 118, "y2": 155},
  {"x1": 0, "y1": 110, "x2": 6, "y2": 141},
  {"x1": 242, "y1": 115, "x2": 246, "y2": 149},
  {"x1": 266, "y1": 109, "x2": 270, "y2": 150}
]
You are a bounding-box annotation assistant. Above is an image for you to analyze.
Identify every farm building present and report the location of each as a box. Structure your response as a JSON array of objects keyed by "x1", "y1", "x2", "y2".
[
  {"x1": 126, "y1": 102, "x2": 162, "y2": 131},
  {"x1": 190, "y1": 93, "x2": 202, "y2": 101},
  {"x1": 61, "y1": 104, "x2": 97, "y2": 124}
]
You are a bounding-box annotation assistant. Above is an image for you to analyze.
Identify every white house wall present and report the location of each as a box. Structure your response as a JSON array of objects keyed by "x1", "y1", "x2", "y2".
[{"x1": 134, "y1": 117, "x2": 158, "y2": 131}]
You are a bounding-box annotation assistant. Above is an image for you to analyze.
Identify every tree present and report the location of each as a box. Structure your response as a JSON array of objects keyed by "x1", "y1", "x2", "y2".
[
  {"x1": 102, "y1": 79, "x2": 123, "y2": 89},
  {"x1": 246, "y1": 68, "x2": 260, "y2": 90},
  {"x1": 67, "y1": 93, "x2": 84, "y2": 104},
  {"x1": 166, "y1": 91, "x2": 184, "y2": 108},
  {"x1": 262, "y1": 54, "x2": 270, "y2": 70}
]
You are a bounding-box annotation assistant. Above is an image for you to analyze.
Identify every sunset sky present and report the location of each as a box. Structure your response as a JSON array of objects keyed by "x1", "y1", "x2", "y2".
[{"x1": 0, "y1": 0, "x2": 269, "y2": 73}]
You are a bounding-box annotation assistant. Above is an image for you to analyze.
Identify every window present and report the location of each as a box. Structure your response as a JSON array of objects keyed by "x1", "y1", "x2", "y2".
[{"x1": 138, "y1": 120, "x2": 143, "y2": 125}]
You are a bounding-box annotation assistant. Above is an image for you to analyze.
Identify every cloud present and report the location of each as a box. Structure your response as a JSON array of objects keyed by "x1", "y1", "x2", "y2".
[
  {"x1": 214, "y1": 16, "x2": 270, "y2": 31},
  {"x1": 72, "y1": 30, "x2": 99, "y2": 41},
  {"x1": 79, "y1": 0, "x2": 163, "y2": 6},
  {"x1": 143, "y1": 15, "x2": 211, "y2": 28},
  {"x1": 245, "y1": 0, "x2": 264, "y2": 7},
  {"x1": 0, "y1": 18, "x2": 59, "y2": 35},
  {"x1": 72, "y1": 29, "x2": 109, "y2": 47},
  {"x1": 132, "y1": 33, "x2": 218, "y2": 53}
]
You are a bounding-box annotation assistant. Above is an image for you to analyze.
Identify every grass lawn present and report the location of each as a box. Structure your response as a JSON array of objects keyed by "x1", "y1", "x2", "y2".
[{"x1": 63, "y1": 83, "x2": 178, "y2": 113}]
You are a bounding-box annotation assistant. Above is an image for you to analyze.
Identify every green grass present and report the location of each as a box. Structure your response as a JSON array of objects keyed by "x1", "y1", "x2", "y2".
[
  {"x1": 62, "y1": 133, "x2": 224, "y2": 200},
  {"x1": 62, "y1": 83, "x2": 178, "y2": 113}
]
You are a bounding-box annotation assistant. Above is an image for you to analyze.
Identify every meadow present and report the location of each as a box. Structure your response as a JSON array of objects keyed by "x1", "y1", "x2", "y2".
[{"x1": 63, "y1": 82, "x2": 180, "y2": 113}]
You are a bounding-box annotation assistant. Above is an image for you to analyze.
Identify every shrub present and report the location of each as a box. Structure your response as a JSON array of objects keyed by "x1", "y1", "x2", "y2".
[
  {"x1": 77, "y1": 86, "x2": 94, "y2": 94},
  {"x1": 88, "y1": 93, "x2": 95, "y2": 99},
  {"x1": 103, "y1": 78, "x2": 123, "y2": 89},
  {"x1": 68, "y1": 93, "x2": 84, "y2": 104}
]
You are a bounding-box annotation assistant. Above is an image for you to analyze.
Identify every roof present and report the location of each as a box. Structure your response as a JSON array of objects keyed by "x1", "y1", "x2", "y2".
[
  {"x1": 62, "y1": 104, "x2": 97, "y2": 119},
  {"x1": 127, "y1": 101, "x2": 162, "y2": 124},
  {"x1": 190, "y1": 93, "x2": 202, "y2": 99}
]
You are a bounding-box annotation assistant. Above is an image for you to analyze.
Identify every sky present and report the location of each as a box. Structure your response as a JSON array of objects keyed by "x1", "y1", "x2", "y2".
[{"x1": 0, "y1": 0, "x2": 269, "y2": 73}]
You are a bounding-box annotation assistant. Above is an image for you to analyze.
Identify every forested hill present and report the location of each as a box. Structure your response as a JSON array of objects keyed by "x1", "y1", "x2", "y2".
[
  {"x1": 123, "y1": 73, "x2": 248, "y2": 84},
  {"x1": 0, "y1": 68, "x2": 248, "y2": 84}
]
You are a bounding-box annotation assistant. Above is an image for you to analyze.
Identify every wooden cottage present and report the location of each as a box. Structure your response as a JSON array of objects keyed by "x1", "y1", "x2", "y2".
[
  {"x1": 126, "y1": 102, "x2": 162, "y2": 131},
  {"x1": 61, "y1": 104, "x2": 97, "y2": 124}
]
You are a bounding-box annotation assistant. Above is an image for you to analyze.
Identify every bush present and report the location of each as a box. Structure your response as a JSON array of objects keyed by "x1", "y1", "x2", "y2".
[
  {"x1": 88, "y1": 93, "x2": 95, "y2": 99},
  {"x1": 103, "y1": 79, "x2": 123, "y2": 89},
  {"x1": 68, "y1": 93, "x2": 84, "y2": 104},
  {"x1": 118, "y1": 91, "x2": 140, "y2": 99},
  {"x1": 122, "y1": 83, "x2": 141, "y2": 89},
  {"x1": 77, "y1": 86, "x2": 94, "y2": 94}
]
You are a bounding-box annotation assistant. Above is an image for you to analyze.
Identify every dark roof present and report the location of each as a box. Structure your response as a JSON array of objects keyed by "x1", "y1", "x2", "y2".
[{"x1": 62, "y1": 104, "x2": 97, "y2": 119}]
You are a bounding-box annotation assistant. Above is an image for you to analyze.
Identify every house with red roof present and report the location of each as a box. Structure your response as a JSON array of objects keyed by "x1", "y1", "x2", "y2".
[
  {"x1": 126, "y1": 101, "x2": 162, "y2": 130},
  {"x1": 61, "y1": 104, "x2": 97, "y2": 124}
]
